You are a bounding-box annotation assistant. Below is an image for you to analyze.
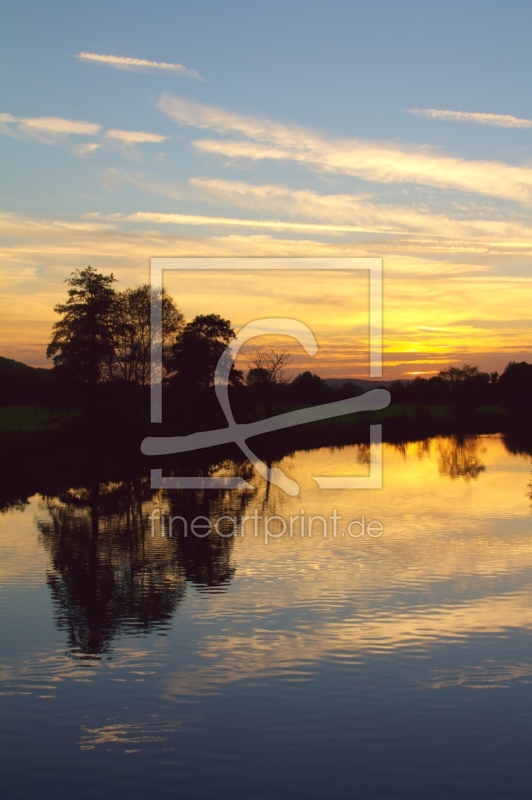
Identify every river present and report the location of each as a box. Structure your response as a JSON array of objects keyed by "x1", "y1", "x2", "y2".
[{"x1": 1, "y1": 434, "x2": 531, "y2": 798}]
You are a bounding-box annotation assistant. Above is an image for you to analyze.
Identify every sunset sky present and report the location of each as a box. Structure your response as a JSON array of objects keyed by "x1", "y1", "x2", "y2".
[{"x1": 1, "y1": 0, "x2": 531, "y2": 378}]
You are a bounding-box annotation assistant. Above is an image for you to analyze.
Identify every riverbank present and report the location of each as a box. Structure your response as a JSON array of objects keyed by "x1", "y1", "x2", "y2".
[{"x1": 1, "y1": 401, "x2": 530, "y2": 512}]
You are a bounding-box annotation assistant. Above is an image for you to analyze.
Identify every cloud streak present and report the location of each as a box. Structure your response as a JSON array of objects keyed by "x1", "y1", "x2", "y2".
[
  {"x1": 72, "y1": 142, "x2": 101, "y2": 158},
  {"x1": 19, "y1": 116, "x2": 101, "y2": 135},
  {"x1": 2, "y1": 211, "x2": 531, "y2": 372},
  {"x1": 159, "y1": 95, "x2": 532, "y2": 204},
  {"x1": 105, "y1": 129, "x2": 167, "y2": 144},
  {"x1": 408, "y1": 108, "x2": 532, "y2": 128},
  {"x1": 1, "y1": 114, "x2": 168, "y2": 156},
  {"x1": 76, "y1": 52, "x2": 202, "y2": 80},
  {"x1": 115, "y1": 174, "x2": 532, "y2": 249},
  {"x1": 121, "y1": 210, "x2": 370, "y2": 233},
  {"x1": 0, "y1": 113, "x2": 101, "y2": 141}
]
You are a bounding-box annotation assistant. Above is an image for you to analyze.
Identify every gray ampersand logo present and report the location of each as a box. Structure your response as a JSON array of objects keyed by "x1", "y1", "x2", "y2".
[{"x1": 141, "y1": 318, "x2": 390, "y2": 495}]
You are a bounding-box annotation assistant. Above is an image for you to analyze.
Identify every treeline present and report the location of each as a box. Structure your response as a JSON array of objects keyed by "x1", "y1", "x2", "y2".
[
  {"x1": 40, "y1": 266, "x2": 364, "y2": 417},
  {"x1": 388, "y1": 363, "x2": 532, "y2": 409},
  {"x1": 44, "y1": 266, "x2": 532, "y2": 414},
  {"x1": 3, "y1": 266, "x2": 532, "y2": 416}
]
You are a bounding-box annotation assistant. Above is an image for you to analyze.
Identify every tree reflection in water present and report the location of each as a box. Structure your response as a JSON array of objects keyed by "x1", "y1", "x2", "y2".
[
  {"x1": 37, "y1": 475, "x2": 250, "y2": 657},
  {"x1": 436, "y1": 436, "x2": 487, "y2": 481},
  {"x1": 31, "y1": 437, "x2": 527, "y2": 659}
]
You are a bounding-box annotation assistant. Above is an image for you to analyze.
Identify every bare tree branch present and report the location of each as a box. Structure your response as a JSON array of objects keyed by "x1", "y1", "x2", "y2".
[{"x1": 246, "y1": 347, "x2": 292, "y2": 385}]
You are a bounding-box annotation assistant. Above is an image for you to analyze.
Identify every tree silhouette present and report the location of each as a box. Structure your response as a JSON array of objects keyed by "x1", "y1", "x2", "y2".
[
  {"x1": 46, "y1": 266, "x2": 117, "y2": 387},
  {"x1": 498, "y1": 361, "x2": 532, "y2": 408},
  {"x1": 290, "y1": 371, "x2": 328, "y2": 404},
  {"x1": 107, "y1": 285, "x2": 183, "y2": 385},
  {"x1": 246, "y1": 347, "x2": 292, "y2": 385},
  {"x1": 171, "y1": 314, "x2": 236, "y2": 390}
]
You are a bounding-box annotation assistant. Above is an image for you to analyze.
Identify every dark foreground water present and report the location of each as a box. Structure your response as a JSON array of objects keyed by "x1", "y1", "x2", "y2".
[{"x1": 1, "y1": 434, "x2": 532, "y2": 799}]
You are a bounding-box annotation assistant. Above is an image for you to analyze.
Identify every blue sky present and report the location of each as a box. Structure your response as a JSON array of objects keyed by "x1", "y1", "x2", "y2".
[{"x1": 1, "y1": 0, "x2": 532, "y2": 373}]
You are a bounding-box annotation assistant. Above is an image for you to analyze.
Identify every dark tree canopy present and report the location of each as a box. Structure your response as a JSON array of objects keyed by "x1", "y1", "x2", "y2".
[
  {"x1": 290, "y1": 371, "x2": 328, "y2": 404},
  {"x1": 107, "y1": 285, "x2": 183, "y2": 386},
  {"x1": 171, "y1": 314, "x2": 235, "y2": 390},
  {"x1": 498, "y1": 361, "x2": 532, "y2": 407},
  {"x1": 46, "y1": 266, "x2": 117, "y2": 386},
  {"x1": 47, "y1": 270, "x2": 184, "y2": 388},
  {"x1": 439, "y1": 365, "x2": 486, "y2": 383},
  {"x1": 389, "y1": 363, "x2": 500, "y2": 406}
]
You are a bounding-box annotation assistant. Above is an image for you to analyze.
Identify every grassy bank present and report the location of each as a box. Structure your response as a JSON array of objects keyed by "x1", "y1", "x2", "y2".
[
  {"x1": 0, "y1": 406, "x2": 79, "y2": 432},
  {"x1": 0, "y1": 400, "x2": 530, "y2": 513}
]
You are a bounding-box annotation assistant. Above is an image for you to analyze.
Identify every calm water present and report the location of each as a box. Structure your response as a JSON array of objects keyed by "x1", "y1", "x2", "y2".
[{"x1": 1, "y1": 434, "x2": 532, "y2": 799}]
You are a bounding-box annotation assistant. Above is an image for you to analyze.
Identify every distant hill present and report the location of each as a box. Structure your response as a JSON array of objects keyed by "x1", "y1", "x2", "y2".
[
  {"x1": 324, "y1": 378, "x2": 406, "y2": 391},
  {"x1": 0, "y1": 357, "x2": 408, "y2": 407},
  {"x1": 0, "y1": 356, "x2": 51, "y2": 405}
]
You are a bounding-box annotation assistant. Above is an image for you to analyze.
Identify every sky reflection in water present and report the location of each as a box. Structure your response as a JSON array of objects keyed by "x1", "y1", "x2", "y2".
[{"x1": 1, "y1": 434, "x2": 532, "y2": 799}]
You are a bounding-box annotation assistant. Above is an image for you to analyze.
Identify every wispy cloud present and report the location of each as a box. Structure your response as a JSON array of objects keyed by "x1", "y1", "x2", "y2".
[
  {"x1": 72, "y1": 142, "x2": 101, "y2": 158},
  {"x1": 76, "y1": 52, "x2": 202, "y2": 80},
  {"x1": 121, "y1": 210, "x2": 370, "y2": 233},
  {"x1": 0, "y1": 212, "x2": 120, "y2": 237},
  {"x1": 1, "y1": 114, "x2": 167, "y2": 157},
  {"x1": 19, "y1": 116, "x2": 101, "y2": 135},
  {"x1": 1, "y1": 113, "x2": 101, "y2": 142},
  {"x1": 104, "y1": 129, "x2": 167, "y2": 144},
  {"x1": 0, "y1": 112, "x2": 21, "y2": 137},
  {"x1": 95, "y1": 169, "x2": 532, "y2": 253},
  {"x1": 189, "y1": 177, "x2": 532, "y2": 244},
  {"x1": 158, "y1": 95, "x2": 532, "y2": 204},
  {"x1": 101, "y1": 168, "x2": 185, "y2": 199},
  {"x1": 2, "y1": 210, "x2": 531, "y2": 372},
  {"x1": 408, "y1": 108, "x2": 532, "y2": 128}
]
